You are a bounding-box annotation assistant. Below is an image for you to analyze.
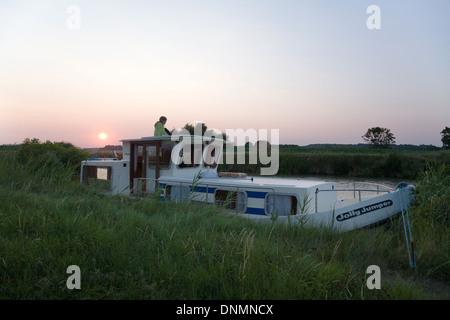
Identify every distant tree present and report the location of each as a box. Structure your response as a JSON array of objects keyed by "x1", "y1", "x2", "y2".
[
  {"x1": 441, "y1": 126, "x2": 450, "y2": 149},
  {"x1": 182, "y1": 122, "x2": 208, "y2": 135},
  {"x1": 178, "y1": 122, "x2": 228, "y2": 142},
  {"x1": 362, "y1": 127, "x2": 396, "y2": 148}
]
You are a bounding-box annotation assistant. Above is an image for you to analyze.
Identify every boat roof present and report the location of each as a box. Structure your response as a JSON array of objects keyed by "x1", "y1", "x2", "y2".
[
  {"x1": 251, "y1": 177, "x2": 331, "y2": 188},
  {"x1": 160, "y1": 175, "x2": 332, "y2": 189},
  {"x1": 121, "y1": 135, "x2": 224, "y2": 143}
]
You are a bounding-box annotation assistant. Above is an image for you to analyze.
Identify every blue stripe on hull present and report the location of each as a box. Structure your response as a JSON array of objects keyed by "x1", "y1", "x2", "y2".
[
  {"x1": 245, "y1": 207, "x2": 266, "y2": 215},
  {"x1": 160, "y1": 184, "x2": 216, "y2": 194},
  {"x1": 191, "y1": 186, "x2": 216, "y2": 194},
  {"x1": 246, "y1": 191, "x2": 268, "y2": 199},
  {"x1": 161, "y1": 185, "x2": 268, "y2": 216}
]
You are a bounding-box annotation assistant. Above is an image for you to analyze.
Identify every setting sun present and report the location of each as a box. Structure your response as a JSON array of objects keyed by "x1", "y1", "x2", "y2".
[{"x1": 98, "y1": 133, "x2": 108, "y2": 140}]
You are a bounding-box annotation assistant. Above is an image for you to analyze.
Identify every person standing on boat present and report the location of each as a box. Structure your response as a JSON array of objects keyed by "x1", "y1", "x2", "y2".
[{"x1": 154, "y1": 116, "x2": 171, "y2": 136}]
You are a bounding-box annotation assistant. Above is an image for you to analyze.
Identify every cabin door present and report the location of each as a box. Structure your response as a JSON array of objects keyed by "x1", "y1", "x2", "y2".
[
  {"x1": 145, "y1": 144, "x2": 160, "y2": 194},
  {"x1": 130, "y1": 142, "x2": 160, "y2": 195}
]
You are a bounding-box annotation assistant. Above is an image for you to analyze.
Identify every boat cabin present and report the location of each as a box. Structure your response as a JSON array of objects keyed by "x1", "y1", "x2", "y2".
[
  {"x1": 81, "y1": 135, "x2": 338, "y2": 217},
  {"x1": 81, "y1": 135, "x2": 223, "y2": 196}
]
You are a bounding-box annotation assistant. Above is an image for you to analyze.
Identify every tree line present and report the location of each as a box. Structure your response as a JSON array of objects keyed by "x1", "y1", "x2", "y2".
[
  {"x1": 179, "y1": 123, "x2": 450, "y2": 149},
  {"x1": 362, "y1": 126, "x2": 449, "y2": 149}
]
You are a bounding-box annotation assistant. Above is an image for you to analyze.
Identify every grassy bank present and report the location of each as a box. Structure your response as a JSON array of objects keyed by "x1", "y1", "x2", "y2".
[{"x1": 0, "y1": 147, "x2": 449, "y2": 299}]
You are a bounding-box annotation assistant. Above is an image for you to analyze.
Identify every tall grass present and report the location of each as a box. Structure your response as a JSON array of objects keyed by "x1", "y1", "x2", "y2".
[
  {"x1": 408, "y1": 164, "x2": 450, "y2": 283},
  {"x1": 0, "y1": 146, "x2": 449, "y2": 299}
]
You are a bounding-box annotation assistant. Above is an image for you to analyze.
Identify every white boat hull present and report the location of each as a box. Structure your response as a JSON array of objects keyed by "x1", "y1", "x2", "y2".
[{"x1": 240, "y1": 185, "x2": 415, "y2": 232}]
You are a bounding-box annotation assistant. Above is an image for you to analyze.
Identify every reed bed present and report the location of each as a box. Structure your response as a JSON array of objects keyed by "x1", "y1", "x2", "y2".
[{"x1": 221, "y1": 149, "x2": 450, "y2": 179}]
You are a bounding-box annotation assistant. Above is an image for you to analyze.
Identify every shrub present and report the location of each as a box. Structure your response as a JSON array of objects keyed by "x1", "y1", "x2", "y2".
[{"x1": 16, "y1": 138, "x2": 89, "y2": 180}]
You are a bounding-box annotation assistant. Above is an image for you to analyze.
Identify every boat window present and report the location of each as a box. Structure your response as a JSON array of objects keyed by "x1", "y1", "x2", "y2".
[
  {"x1": 165, "y1": 185, "x2": 191, "y2": 201},
  {"x1": 215, "y1": 190, "x2": 246, "y2": 212},
  {"x1": 148, "y1": 142, "x2": 175, "y2": 169},
  {"x1": 178, "y1": 144, "x2": 203, "y2": 168},
  {"x1": 265, "y1": 194, "x2": 297, "y2": 216},
  {"x1": 83, "y1": 166, "x2": 112, "y2": 190}
]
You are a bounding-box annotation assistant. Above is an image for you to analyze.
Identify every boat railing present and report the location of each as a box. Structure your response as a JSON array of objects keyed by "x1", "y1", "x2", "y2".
[
  {"x1": 350, "y1": 182, "x2": 393, "y2": 198},
  {"x1": 314, "y1": 184, "x2": 392, "y2": 213},
  {"x1": 85, "y1": 157, "x2": 121, "y2": 161}
]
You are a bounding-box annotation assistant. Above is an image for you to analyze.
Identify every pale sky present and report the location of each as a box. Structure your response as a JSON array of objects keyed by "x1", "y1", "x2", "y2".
[{"x1": 1, "y1": 0, "x2": 449, "y2": 148}]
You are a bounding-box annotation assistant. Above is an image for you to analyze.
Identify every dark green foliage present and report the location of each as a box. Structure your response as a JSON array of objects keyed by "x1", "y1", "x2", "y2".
[
  {"x1": 362, "y1": 127, "x2": 396, "y2": 149},
  {"x1": 16, "y1": 138, "x2": 89, "y2": 180},
  {"x1": 414, "y1": 164, "x2": 449, "y2": 227},
  {"x1": 441, "y1": 127, "x2": 450, "y2": 149},
  {"x1": 409, "y1": 164, "x2": 450, "y2": 282},
  {"x1": 220, "y1": 149, "x2": 450, "y2": 179}
]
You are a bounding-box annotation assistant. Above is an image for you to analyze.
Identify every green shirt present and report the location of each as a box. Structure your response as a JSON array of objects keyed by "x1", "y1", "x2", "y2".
[{"x1": 154, "y1": 121, "x2": 168, "y2": 136}]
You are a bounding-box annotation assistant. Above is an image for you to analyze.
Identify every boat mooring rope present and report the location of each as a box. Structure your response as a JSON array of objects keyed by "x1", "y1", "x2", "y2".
[{"x1": 397, "y1": 183, "x2": 417, "y2": 269}]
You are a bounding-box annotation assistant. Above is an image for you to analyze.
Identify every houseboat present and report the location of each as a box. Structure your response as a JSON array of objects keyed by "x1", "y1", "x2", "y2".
[{"x1": 80, "y1": 135, "x2": 415, "y2": 232}]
